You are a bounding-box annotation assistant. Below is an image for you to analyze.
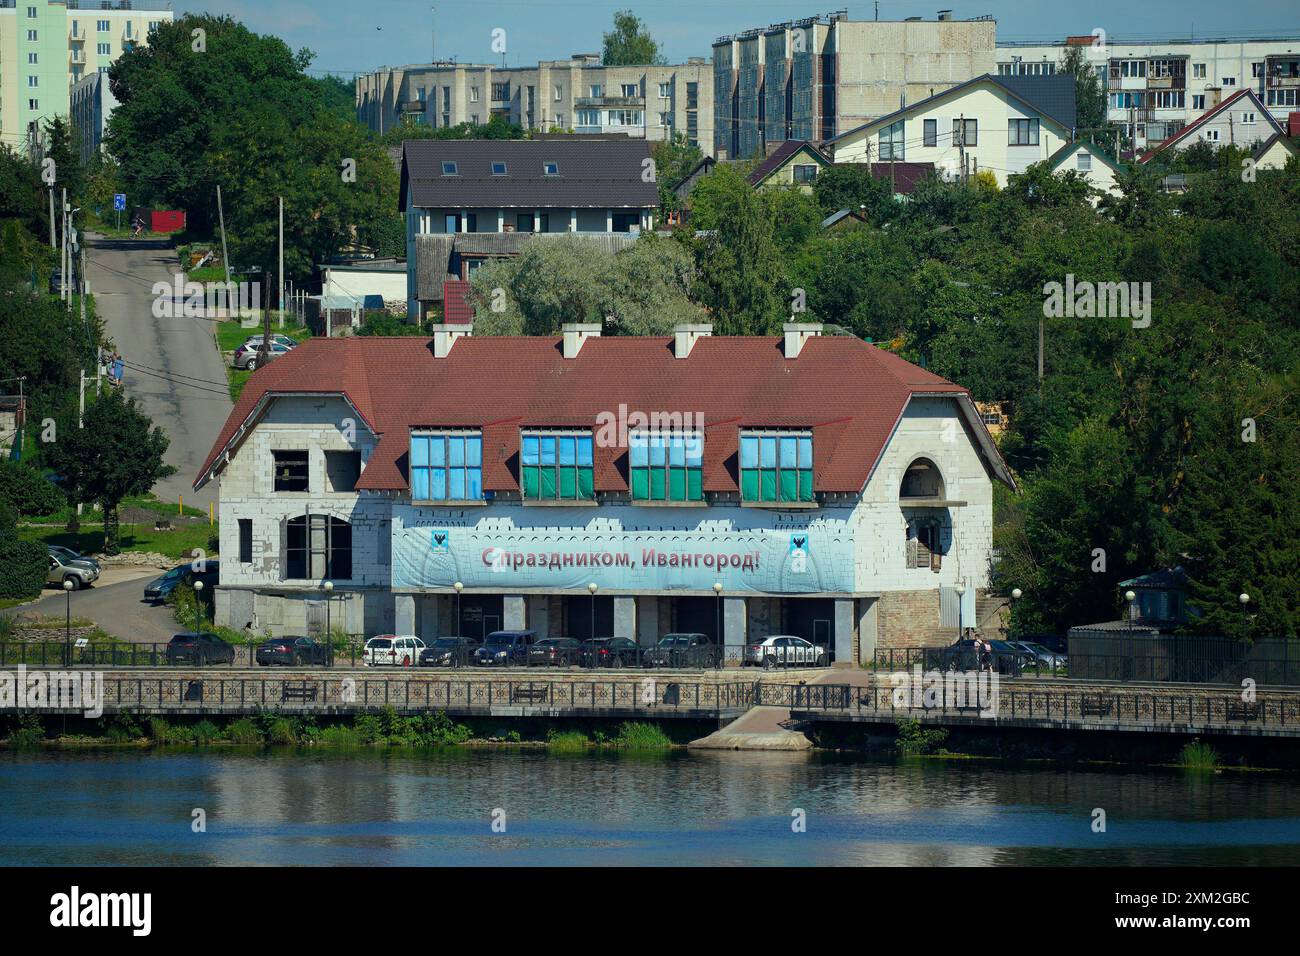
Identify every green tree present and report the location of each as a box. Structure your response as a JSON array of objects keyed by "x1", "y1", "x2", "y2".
[
  {"x1": 602, "y1": 10, "x2": 666, "y2": 66},
  {"x1": 44, "y1": 389, "x2": 174, "y2": 555},
  {"x1": 42, "y1": 116, "x2": 85, "y2": 208},
  {"x1": 1059, "y1": 45, "x2": 1107, "y2": 132},
  {"x1": 812, "y1": 162, "x2": 895, "y2": 221}
]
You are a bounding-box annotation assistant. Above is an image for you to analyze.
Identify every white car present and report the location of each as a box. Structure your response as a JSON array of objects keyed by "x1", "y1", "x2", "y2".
[
  {"x1": 241, "y1": 333, "x2": 298, "y2": 351},
  {"x1": 363, "y1": 635, "x2": 425, "y2": 667},
  {"x1": 744, "y1": 635, "x2": 828, "y2": 669}
]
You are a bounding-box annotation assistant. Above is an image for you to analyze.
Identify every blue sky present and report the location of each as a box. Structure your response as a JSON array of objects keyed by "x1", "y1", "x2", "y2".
[{"x1": 180, "y1": 1, "x2": 1300, "y2": 77}]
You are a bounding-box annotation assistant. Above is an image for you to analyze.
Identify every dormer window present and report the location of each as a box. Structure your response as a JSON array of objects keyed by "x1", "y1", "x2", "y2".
[
  {"x1": 630, "y1": 431, "x2": 703, "y2": 501},
  {"x1": 411, "y1": 431, "x2": 483, "y2": 500},
  {"x1": 521, "y1": 430, "x2": 594, "y2": 500},
  {"x1": 739, "y1": 431, "x2": 813, "y2": 503},
  {"x1": 491, "y1": 161, "x2": 507, "y2": 175},
  {"x1": 441, "y1": 161, "x2": 458, "y2": 176},
  {"x1": 543, "y1": 161, "x2": 559, "y2": 176}
]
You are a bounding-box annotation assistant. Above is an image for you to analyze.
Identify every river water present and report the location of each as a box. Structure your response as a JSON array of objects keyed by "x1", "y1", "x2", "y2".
[{"x1": 3, "y1": 749, "x2": 1299, "y2": 866}]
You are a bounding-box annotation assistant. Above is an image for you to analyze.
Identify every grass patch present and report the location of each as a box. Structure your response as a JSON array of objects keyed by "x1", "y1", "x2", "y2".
[
  {"x1": 215, "y1": 318, "x2": 310, "y2": 353},
  {"x1": 613, "y1": 722, "x2": 672, "y2": 750},
  {"x1": 19, "y1": 521, "x2": 216, "y2": 560},
  {"x1": 895, "y1": 719, "x2": 950, "y2": 756},
  {"x1": 25, "y1": 492, "x2": 206, "y2": 524},
  {"x1": 226, "y1": 718, "x2": 261, "y2": 745},
  {"x1": 1178, "y1": 739, "x2": 1219, "y2": 771},
  {"x1": 546, "y1": 729, "x2": 590, "y2": 752}
]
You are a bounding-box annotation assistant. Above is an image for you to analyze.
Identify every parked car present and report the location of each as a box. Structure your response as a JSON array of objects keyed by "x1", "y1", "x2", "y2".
[
  {"x1": 473, "y1": 630, "x2": 536, "y2": 666},
  {"x1": 165, "y1": 632, "x2": 235, "y2": 666},
  {"x1": 419, "y1": 636, "x2": 480, "y2": 667},
  {"x1": 46, "y1": 546, "x2": 100, "y2": 590},
  {"x1": 255, "y1": 635, "x2": 328, "y2": 666},
  {"x1": 143, "y1": 562, "x2": 221, "y2": 603},
  {"x1": 1010, "y1": 641, "x2": 1068, "y2": 671},
  {"x1": 232, "y1": 340, "x2": 294, "y2": 370},
  {"x1": 363, "y1": 635, "x2": 425, "y2": 667},
  {"x1": 240, "y1": 333, "x2": 297, "y2": 351},
  {"x1": 643, "y1": 633, "x2": 718, "y2": 669},
  {"x1": 528, "y1": 637, "x2": 582, "y2": 667},
  {"x1": 743, "y1": 635, "x2": 828, "y2": 669},
  {"x1": 579, "y1": 636, "x2": 640, "y2": 669},
  {"x1": 942, "y1": 638, "x2": 1023, "y2": 674}
]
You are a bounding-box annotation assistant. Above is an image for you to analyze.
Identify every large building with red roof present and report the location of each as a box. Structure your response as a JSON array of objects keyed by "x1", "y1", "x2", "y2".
[{"x1": 195, "y1": 322, "x2": 1014, "y2": 660}]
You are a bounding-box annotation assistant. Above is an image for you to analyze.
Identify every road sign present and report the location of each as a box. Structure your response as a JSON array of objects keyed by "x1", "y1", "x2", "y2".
[{"x1": 113, "y1": 194, "x2": 126, "y2": 211}]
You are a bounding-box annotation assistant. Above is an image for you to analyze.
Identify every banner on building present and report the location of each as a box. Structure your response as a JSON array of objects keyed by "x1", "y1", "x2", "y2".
[{"x1": 391, "y1": 506, "x2": 854, "y2": 594}]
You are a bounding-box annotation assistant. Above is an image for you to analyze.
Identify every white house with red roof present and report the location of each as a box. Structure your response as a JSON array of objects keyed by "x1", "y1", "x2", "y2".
[
  {"x1": 195, "y1": 324, "x2": 1014, "y2": 661},
  {"x1": 1138, "y1": 89, "x2": 1284, "y2": 164}
]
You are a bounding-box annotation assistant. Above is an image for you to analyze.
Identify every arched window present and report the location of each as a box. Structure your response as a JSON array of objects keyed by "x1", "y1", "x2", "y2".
[
  {"x1": 899, "y1": 458, "x2": 945, "y2": 501},
  {"x1": 285, "y1": 515, "x2": 352, "y2": 580}
]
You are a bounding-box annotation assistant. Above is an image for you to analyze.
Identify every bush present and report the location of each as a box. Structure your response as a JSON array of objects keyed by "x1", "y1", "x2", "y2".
[
  {"x1": 191, "y1": 720, "x2": 219, "y2": 745},
  {"x1": 1179, "y1": 739, "x2": 1219, "y2": 771},
  {"x1": 614, "y1": 722, "x2": 672, "y2": 751},
  {"x1": 0, "y1": 460, "x2": 65, "y2": 518},
  {"x1": 226, "y1": 718, "x2": 260, "y2": 744},
  {"x1": 6, "y1": 714, "x2": 44, "y2": 748},
  {"x1": 546, "y1": 729, "x2": 590, "y2": 753},
  {"x1": 0, "y1": 536, "x2": 48, "y2": 600},
  {"x1": 319, "y1": 724, "x2": 362, "y2": 748},
  {"x1": 895, "y1": 719, "x2": 949, "y2": 756}
]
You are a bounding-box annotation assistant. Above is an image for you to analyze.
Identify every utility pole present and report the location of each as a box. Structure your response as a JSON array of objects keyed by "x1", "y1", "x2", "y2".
[
  {"x1": 76, "y1": 369, "x2": 85, "y2": 519},
  {"x1": 957, "y1": 115, "x2": 966, "y2": 185},
  {"x1": 258, "y1": 269, "x2": 272, "y2": 368},
  {"x1": 217, "y1": 184, "x2": 232, "y2": 286},
  {"x1": 79, "y1": 243, "x2": 87, "y2": 336},
  {"x1": 48, "y1": 187, "x2": 56, "y2": 249},
  {"x1": 61, "y1": 188, "x2": 68, "y2": 302}
]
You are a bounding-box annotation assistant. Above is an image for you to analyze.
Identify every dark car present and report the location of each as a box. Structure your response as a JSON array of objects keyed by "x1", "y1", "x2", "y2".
[
  {"x1": 419, "y1": 636, "x2": 480, "y2": 668},
  {"x1": 643, "y1": 633, "x2": 718, "y2": 669},
  {"x1": 165, "y1": 632, "x2": 235, "y2": 666},
  {"x1": 579, "y1": 637, "x2": 640, "y2": 669},
  {"x1": 144, "y1": 562, "x2": 221, "y2": 604},
  {"x1": 255, "y1": 635, "x2": 328, "y2": 667},
  {"x1": 473, "y1": 630, "x2": 536, "y2": 666},
  {"x1": 943, "y1": 638, "x2": 1022, "y2": 675},
  {"x1": 528, "y1": 637, "x2": 582, "y2": 667}
]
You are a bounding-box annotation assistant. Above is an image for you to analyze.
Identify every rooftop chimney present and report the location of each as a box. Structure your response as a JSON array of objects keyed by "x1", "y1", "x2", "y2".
[
  {"x1": 562, "y1": 322, "x2": 601, "y2": 359},
  {"x1": 432, "y1": 323, "x2": 471, "y2": 358},
  {"x1": 783, "y1": 322, "x2": 822, "y2": 359},
  {"x1": 674, "y1": 323, "x2": 712, "y2": 359}
]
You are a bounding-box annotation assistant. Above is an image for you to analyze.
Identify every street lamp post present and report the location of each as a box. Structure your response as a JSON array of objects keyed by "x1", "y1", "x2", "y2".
[
  {"x1": 454, "y1": 581, "x2": 463, "y2": 636},
  {"x1": 713, "y1": 582, "x2": 723, "y2": 669},
  {"x1": 1239, "y1": 592, "x2": 1252, "y2": 644},
  {"x1": 63, "y1": 578, "x2": 74, "y2": 666},
  {"x1": 955, "y1": 581, "x2": 967, "y2": 640},
  {"x1": 193, "y1": 580, "x2": 205, "y2": 665},
  {"x1": 323, "y1": 581, "x2": 334, "y2": 667},
  {"x1": 587, "y1": 582, "x2": 598, "y2": 644}
]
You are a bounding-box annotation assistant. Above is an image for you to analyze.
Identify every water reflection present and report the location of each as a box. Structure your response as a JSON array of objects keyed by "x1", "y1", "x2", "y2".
[{"x1": 2, "y1": 750, "x2": 1299, "y2": 866}]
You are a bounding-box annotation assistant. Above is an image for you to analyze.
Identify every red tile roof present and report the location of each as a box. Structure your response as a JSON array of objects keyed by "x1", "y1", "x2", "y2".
[
  {"x1": 442, "y1": 280, "x2": 473, "y2": 324},
  {"x1": 195, "y1": 334, "x2": 1008, "y2": 495}
]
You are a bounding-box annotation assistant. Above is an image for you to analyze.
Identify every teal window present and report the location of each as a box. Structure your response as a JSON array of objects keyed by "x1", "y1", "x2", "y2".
[
  {"x1": 410, "y1": 431, "x2": 483, "y2": 501},
  {"x1": 629, "y1": 432, "x2": 703, "y2": 501},
  {"x1": 521, "y1": 431, "x2": 593, "y2": 500},
  {"x1": 739, "y1": 431, "x2": 813, "y2": 503}
]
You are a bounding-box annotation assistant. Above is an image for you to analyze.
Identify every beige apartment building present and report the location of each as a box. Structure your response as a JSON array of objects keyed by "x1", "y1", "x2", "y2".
[
  {"x1": 357, "y1": 54, "x2": 714, "y2": 154},
  {"x1": 0, "y1": 0, "x2": 171, "y2": 155},
  {"x1": 713, "y1": 10, "x2": 996, "y2": 160}
]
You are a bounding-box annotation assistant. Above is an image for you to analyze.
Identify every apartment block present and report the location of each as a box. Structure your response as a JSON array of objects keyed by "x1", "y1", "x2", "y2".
[
  {"x1": 997, "y1": 35, "x2": 1300, "y2": 150},
  {"x1": 357, "y1": 54, "x2": 714, "y2": 154},
  {"x1": 712, "y1": 10, "x2": 997, "y2": 160},
  {"x1": 0, "y1": 0, "x2": 171, "y2": 154}
]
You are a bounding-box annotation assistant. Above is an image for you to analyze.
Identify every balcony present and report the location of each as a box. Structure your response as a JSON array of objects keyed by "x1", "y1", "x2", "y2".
[
  {"x1": 576, "y1": 95, "x2": 645, "y2": 109},
  {"x1": 70, "y1": 30, "x2": 87, "y2": 43},
  {"x1": 70, "y1": 50, "x2": 86, "y2": 64}
]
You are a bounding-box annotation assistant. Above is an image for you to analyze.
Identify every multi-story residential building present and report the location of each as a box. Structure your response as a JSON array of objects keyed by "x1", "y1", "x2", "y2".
[
  {"x1": 194, "y1": 322, "x2": 1014, "y2": 658},
  {"x1": 997, "y1": 34, "x2": 1300, "y2": 151},
  {"x1": 0, "y1": 0, "x2": 171, "y2": 155},
  {"x1": 357, "y1": 54, "x2": 714, "y2": 154},
  {"x1": 68, "y1": 67, "x2": 113, "y2": 160},
  {"x1": 828, "y1": 74, "x2": 1076, "y2": 188},
  {"x1": 713, "y1": 10, "x2": 997, "y2": 160},
  {"x1": 399, "y1": 138, "x2": 659, "y2": 321}
]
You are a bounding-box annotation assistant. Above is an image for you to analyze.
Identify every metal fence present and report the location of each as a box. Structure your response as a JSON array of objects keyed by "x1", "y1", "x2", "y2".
[
  {"x1": 20, "y1": 674, "x2": 757, "y2": 716},
  {"x1": 773, "y1": 681, "x2": 1300, "y2": 731},
  {"x1": 871, "y1": 648, "x2": 1069, "y2": 679},
  {"x1": 1068, "y1": 634, "x2": 1300, "y2": 685},
  {"x1": 0, "y1": 640, "x2": 830, "y2": 673}
]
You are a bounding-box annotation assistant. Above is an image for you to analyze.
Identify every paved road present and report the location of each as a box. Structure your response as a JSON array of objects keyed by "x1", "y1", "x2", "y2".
[
  {"x1": 85, "y1": 234, "x2": 232, "y2": 511},
  {"x1": 1, "y1": 570, "x2": 180, "y2": 645}
]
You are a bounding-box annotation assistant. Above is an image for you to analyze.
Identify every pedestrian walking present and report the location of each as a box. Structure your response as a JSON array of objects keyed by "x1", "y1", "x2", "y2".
[{"x1": 111, "y1": 353, "x2": 125, "y2": 387}]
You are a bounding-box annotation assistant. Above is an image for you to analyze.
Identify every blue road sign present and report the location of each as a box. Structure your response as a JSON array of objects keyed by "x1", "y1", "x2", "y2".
[{"x1": 113, "y1": 194, "x2": 126, "y2": 211}]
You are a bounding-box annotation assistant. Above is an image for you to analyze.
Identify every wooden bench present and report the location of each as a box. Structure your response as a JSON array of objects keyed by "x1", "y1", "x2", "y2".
[
  {"x1": 511, "y1": 685, "x2": 550, "y2": 704},
  {"x1": 281, "y1": 683, "x2": 318, "y2": 704},
  {"x1": 1226, "y1": 701, "x2": 1261, "y2": 721},
  {"x1": 1080, "y1": 695, "x2": 1113, "y2": 717}
]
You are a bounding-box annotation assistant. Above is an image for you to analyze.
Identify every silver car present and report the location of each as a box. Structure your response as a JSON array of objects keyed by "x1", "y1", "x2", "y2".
[
  {"x1": 744, "y1": 635, "x2": 828, "y2": 669},
  {"x1": 47, "y1": 546, "x2": 100, "y2": 590}
]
